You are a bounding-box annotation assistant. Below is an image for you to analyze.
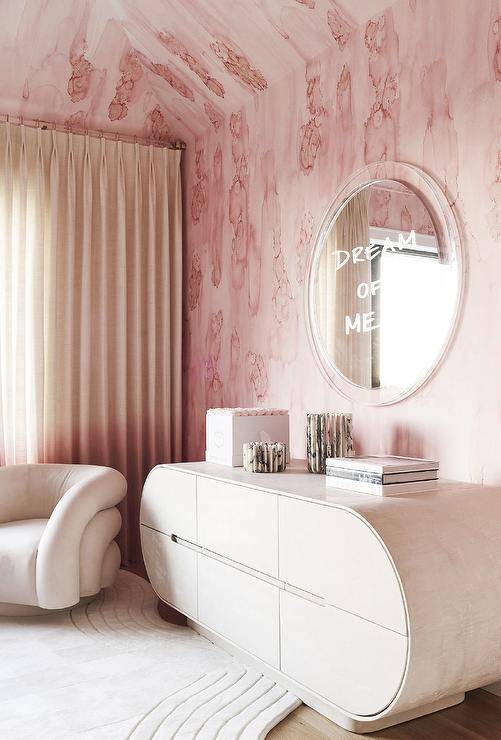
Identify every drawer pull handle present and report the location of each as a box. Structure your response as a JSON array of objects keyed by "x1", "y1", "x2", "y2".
[
  {"x1": 284, "y1": 582, "x2": 325, "y2": 605},
  {"x1": 170, "y1": 531, "x2": 325, "y2": 607},
  {"x1": 171, "y1": 534, "x2": 202, "y2": 553}
]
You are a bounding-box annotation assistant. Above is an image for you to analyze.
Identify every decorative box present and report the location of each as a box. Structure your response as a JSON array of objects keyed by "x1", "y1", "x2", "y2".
[{"x1": 206, "y1": 408, "x2": 289, "y2": 467}]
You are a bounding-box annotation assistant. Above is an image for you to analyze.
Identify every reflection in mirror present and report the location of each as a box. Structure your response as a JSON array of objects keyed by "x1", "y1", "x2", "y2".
[{"x1": 314, "y1": 180, "x2": 458, "y2": 395}]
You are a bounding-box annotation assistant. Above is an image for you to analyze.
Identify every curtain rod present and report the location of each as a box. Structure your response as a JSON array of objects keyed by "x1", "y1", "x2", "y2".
[{"x1": 0, "y1": 113, "x2": 186, "y2": 151}]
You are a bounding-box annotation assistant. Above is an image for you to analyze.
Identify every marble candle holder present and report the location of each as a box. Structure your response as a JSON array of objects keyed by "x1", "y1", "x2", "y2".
[
  {"x1": 306, "y1": 412, "x2": 354, "y2": 474},
  {"x1": 243, "y1": 441, "x2": 287, "y2": 473}
]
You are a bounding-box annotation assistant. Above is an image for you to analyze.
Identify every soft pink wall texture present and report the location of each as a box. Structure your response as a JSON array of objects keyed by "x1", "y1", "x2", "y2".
[
  {"x1": 183, "y1": 0, "x2": 501, "y2": 486},
  {"x1": 368, "y1": 185, "x2": 435, "y2": 233},
  {"x1": 0, "y1": 0, "x2": 391, "y2": 144},
  {"x1": 0, "y1": 0, "x2": 498, "y2": 482}
]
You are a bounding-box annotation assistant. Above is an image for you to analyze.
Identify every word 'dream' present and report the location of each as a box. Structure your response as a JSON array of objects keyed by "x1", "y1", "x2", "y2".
[{"x1": 335, "y1": 230, "x2": 417, "y2": 271}]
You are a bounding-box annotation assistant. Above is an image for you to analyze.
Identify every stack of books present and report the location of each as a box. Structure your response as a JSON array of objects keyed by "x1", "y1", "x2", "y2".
[{"x1": 325, "y1": 455, "x2": 439, "y2": 496}]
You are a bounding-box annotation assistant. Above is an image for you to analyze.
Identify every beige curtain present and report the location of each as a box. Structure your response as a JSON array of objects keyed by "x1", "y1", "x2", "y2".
[
  {"x1": 317, "y1": 190, "x2": 372, "y2": 387},
  {"x1": 0, "y1": 122, "x2": 182, "y2": 564}
]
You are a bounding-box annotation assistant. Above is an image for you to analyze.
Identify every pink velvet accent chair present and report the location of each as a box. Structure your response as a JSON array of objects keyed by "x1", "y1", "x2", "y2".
[{"x1": 0, "y1": 464, "x2": 127, "y2": 615}]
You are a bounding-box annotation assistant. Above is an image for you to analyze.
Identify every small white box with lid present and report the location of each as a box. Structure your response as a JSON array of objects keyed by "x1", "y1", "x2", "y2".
[{"x1": 205, "y1": 408, "x2": 289, "y2": 467}]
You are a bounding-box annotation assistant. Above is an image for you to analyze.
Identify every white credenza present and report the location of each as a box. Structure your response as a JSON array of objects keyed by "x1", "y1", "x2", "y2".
[{"x1": 140, "y1": 461, "x2": 501, "y2": 733}]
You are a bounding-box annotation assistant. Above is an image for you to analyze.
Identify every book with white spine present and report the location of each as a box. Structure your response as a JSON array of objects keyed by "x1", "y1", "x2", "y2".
[
  {"x1": 325, "y1": 467, "x2": 439, "y2": 485},
  {"x1": 325, "y1": 474, "x2": 441, "y2": 496},
  {"x1": 326, "y1": 455, "x2": 439, "y2": 475}
]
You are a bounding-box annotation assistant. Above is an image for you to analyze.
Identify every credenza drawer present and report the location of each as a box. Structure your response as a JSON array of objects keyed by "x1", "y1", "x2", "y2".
[
  {"x1": 140, "y1": 525, "x2": 197, "y2": 618},
  {"x1": 198, "y1": 554, "x2": 280, "y2": 668},
  {"x1": 141, "y1": 467, "x2": 197, "y2": 541},
  {"x1": 280, "y1": 590, "x2": 407, "y2": 716},
  {"x1": 197, "y1": 477, "x2": 278, "y2": 576},
  {"x1": 279, "y1": 497, "x2": 406, "y2": 634}
]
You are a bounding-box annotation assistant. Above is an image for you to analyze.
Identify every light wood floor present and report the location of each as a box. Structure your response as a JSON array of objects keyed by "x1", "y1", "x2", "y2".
[{"x1": 268, "y1": 690, "x2": 501, "y2": 739}]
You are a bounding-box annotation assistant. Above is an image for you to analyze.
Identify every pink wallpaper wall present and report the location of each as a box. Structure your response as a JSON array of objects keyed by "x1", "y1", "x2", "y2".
[
  {"x1": 183, "y1": 0, "x2": 501, "y2": 486},
  {"x1": 1, "y1": 0, "x2": 498, "y2": 483},
  {"x1": 0, "y1": 0, "x2": 393, "y2": 145}
]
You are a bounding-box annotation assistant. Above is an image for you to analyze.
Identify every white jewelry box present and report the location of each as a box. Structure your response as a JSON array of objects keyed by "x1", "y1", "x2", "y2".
[{"x1": 205, "y1": 408, "x2": 289, "y2": 467}]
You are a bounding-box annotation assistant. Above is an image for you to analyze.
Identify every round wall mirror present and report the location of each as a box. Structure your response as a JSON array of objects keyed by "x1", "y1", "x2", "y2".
[{"x1": 306, "y1": 162, "x2": 463, "y2": 405}]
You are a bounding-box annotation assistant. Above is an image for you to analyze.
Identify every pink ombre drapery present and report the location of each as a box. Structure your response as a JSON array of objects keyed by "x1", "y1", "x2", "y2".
[{"x1": 0, "y1": 122, "x2": 182, "y2": 564}]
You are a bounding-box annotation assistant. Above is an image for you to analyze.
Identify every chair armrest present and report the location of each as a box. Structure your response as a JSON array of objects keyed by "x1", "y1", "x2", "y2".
[{"x1": 36, "y1": 467, "x2": 127, "y2": 609}]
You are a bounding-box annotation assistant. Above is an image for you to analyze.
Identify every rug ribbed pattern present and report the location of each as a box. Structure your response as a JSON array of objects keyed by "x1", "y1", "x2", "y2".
[{"x1": 0, "y1": 570, "x2": 300, "y2": 739}]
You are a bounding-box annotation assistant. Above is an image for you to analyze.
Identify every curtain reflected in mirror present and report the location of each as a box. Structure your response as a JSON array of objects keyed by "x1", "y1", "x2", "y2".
[
  {"x1": 314, "y1": 180, "x2": 458, "y2": 393},
  {"x1": 316, "y1": 189, "x2": 372, "y2": 386}
]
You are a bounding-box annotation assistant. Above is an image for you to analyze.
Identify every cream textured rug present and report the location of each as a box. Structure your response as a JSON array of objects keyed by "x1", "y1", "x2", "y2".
[{"x1": 0, "y1": 570, "x2": 300, "y2": 739}]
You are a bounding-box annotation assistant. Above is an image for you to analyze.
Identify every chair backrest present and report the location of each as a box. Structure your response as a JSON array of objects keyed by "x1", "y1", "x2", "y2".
[{"x1": 0, "y1": 464, "x2": 108, "y2": 523}]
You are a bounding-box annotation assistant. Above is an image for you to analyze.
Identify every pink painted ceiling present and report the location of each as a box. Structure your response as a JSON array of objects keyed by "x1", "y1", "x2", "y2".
[{"x1": 0, "y1": 0, "x2": 397, "y2": 144}]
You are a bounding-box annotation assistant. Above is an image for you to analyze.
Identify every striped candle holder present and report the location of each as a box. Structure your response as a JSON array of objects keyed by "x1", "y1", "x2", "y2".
[
  {"x1": 243, "y1": 442, "x2": 287, "y2": 473},
  {"x1": 306, "y1": 412, "x2": 354, "y2": 474}
]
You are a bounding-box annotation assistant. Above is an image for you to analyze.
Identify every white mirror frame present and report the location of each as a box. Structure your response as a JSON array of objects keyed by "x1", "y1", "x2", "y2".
[{"x1": 305, "y1": 161, "x2": 464, "y2": 405}]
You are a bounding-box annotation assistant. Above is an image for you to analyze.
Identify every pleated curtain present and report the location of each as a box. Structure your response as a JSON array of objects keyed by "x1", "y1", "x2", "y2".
[{"x1": 0, "y1": 122, "x2": 182, "y2": 564}]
